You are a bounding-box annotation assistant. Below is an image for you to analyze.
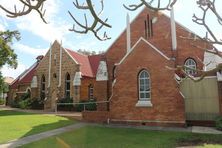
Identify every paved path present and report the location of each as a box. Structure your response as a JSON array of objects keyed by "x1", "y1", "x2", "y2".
[
  {"x1": 192, "y1": 126, "x2": 222, "y2": 134},
  {"x1": 0, "y1": 123, "x2": 87, "y2": 148}
]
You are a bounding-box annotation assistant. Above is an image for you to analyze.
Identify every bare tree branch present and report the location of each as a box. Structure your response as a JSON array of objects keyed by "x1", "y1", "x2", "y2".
[
  {"x1": 68, "y1": 0, "x2": 111, "y2": 41},
  {"x1": 193, "y1": 0, "x2": 222, "y2": 45},
  {"x1": 123, "y1": 0, "x2": 178, "y2": 11},
  {"x1": 167, "y1": 63, "x2": 222, "y2": 82},
  {"x1": 0, "y1": 0, "x2": 47, "y2": 23}
]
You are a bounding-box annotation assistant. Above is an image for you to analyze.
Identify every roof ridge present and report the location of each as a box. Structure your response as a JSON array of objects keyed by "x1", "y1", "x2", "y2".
[
  {"x1": 88, "y1": 54, "x2": 103, "y2": 57},
  {"x1": 66, "y1": 48, "x2": 88, "y2": 57}
]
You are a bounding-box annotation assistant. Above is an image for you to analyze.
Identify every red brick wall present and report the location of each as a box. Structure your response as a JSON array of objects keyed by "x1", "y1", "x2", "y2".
[
  {"x1": 101, "y1": 8, "x2": 210, "y2": 125},
  {"x1": 80, "y1": 77, "x2": 95, "y2": 101},
  {"x1": 82, "y1": 111, "x2": 109, "y2": 123},
  {"x1": 81, "y1": 78, "x2": 108, "y2": 110},
  {"x1": 94, "y1": 81, "x2": 108, "y2": 111},
  {"x1": 109, "y1": 40, "x2": 185, "y2": 124},
  {"x1": 105, "y1": 8, "x2": 207, "y2": 98}
]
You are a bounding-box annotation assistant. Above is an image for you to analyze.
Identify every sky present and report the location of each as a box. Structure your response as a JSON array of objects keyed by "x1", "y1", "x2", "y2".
[{"x1": 0, "y1": 0, "x2": 222, "y2": 79}]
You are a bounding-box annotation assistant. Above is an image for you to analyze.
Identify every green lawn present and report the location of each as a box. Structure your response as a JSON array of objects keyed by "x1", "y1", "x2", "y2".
[
  {"x1": 21, "y1": 126, "x2": 222, "y2": 148},
  {"x1": 0, "y1": 110, "x2": 76, "y2": 144}
]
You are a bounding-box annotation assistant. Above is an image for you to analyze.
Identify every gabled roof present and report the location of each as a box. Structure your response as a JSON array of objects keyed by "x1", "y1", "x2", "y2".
[
  {"x1": 88, "y1": 55, "x2": 102, "y2": 76},
  {"x1": 117, "y1": 37, "x2": 171, "y2": 65},
  {"x1": 19, "y1": 63, "x2": 39, "y2": 83},
  {"x1": 66, "y1": 49, "x2": 102, "y2": 77},
  {"x1": 10, "y1": 60, "x2": 40, "y2": 89}
]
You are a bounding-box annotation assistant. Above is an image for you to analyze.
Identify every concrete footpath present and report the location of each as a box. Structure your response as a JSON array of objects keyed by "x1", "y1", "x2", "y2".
[{"x1": 0, "y1": 123, "x2": 87, "y2": 148}]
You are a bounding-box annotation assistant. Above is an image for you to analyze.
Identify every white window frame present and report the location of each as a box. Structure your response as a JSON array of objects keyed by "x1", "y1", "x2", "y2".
[
  {"x1": 136, "y1": 70, "x2": 152, "y2": 107},
  {"x1": 184, "y1": 58, "x2": 197, "y2": 75}
]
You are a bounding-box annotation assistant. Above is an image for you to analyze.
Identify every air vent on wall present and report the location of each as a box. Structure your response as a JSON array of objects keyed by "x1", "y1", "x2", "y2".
[{"x1": 144, "y1": 14, "x2": 154, "y2": 39}]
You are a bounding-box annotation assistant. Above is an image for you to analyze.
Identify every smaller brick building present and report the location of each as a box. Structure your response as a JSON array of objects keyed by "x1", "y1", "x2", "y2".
[
  {"x1": 8, "y1": 42, "x2": 103, "y2": 110},
  {"x1": 8, "y1": 56, "x2": 43, "y2": 105}
]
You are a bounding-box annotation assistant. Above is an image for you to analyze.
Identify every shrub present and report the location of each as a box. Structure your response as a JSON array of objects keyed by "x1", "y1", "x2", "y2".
[
  {"x1": 18, "y1": 98, "x2": 32, "y2": 109},
  {"x1": 57, "y1": 97, "x2": 74, "y2": 111},
  {"x1": 11, "y1": 98, "x2": 21, "y2": 108},
  {"x1": 76, "y1": 99, "x2": 97, "y2": 112},
  {"x1": 20, "y1": 92, "x2": 31, "y2": 100},
  {"x1": 215, "y1": 116, "x2": 222, "y2": 131},
  {"x1": 0, "y1": 98, "x2": 5, "y2": 105},
  {"x1": 30, "y1": 98, "x2": 44, "y2": 110}
]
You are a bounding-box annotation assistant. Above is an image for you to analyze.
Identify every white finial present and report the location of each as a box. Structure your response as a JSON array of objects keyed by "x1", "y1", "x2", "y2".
[
  {"x1": 58, "y1": 40, "x2": 62, "y2": 87},
  {"x1": 126, "y1": 13, "x2": 131, "y2": 53},
  {"x1": 48, "y1": 43, "x2": 52, "y2": 88},
  {"x1": 171, "y1": 7, "x2": 177, "y2": 51}
]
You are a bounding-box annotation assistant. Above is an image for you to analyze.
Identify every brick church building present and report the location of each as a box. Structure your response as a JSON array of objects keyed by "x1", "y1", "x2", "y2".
[{"x1": 8, "y1": 8, "x2": 222, "y2": 126}]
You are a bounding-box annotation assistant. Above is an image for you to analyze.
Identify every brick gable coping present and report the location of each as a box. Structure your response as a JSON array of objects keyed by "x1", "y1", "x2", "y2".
[{"x1": 116, "y1": 37, "x2": 171, "y2": 66}]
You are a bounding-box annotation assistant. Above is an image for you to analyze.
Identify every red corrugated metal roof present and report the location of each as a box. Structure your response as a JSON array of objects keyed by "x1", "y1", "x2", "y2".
[
  {"x1": 19, "y1": 63, "x2": 38, "y2": 83},
  {"x1": 10, "y1": 49, "x2": 102, "y2": 90},
  {"x1": 10, "y1": 61, "x2": 40, "y2": 89},
  {"x1": 66, "y1": 49, "x2": 102, "y2": 77},
  {"x1": 88, "y1": 55, "x2": 102, "y2": 76}
]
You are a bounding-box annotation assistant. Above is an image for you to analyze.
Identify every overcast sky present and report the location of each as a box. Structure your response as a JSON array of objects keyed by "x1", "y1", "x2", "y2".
[{"x1": 0, "y1": 0, "x2": 222, "y2": 79}]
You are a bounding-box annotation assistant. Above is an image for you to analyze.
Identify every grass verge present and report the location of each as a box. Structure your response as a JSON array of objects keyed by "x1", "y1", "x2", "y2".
[
  {"x1": 21, "y1": 126, "x2": 222, "y2": 148},
  {"x1": 0, "y1": 110, "x2": 76, "y2": 144}
]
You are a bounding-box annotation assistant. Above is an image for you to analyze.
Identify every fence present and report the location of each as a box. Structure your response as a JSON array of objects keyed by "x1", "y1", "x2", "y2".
[
  {"x1": 180, "y1": 77, "x2": 220, "y2": 121},
  {"x1": 55, "y1": 101, "x2": 109, "y2": 113}
]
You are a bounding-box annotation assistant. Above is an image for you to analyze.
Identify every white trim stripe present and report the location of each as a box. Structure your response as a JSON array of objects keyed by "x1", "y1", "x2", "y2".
[
  {"x1": 141, "y1": 38, "x2": 171, "y2": 60},
  {"x1": 48, "y1": 43, "x2": 52, "y2": 88},
  {"x1": 117, "y1": 37, "x2": 170, "y2": 65},
  {"x1": 58, "y1": 40, "x2": 63, "y2": 87}
]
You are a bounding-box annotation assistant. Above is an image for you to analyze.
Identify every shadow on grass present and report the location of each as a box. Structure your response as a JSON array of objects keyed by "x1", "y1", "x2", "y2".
[
  {"x1": 21, "y1": 119, "x2": 74, "y2": 138},
  {"x1": 0, "y1": 110, "x2": 34, "y2": 116},
  {"x1": 0, "y1": 110, "x2": 76, "y2": 144}
]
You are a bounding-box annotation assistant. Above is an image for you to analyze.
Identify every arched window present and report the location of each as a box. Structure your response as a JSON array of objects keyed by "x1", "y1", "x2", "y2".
[
  {"x1": 65, "y1": 73, "x2": 71, "y2": 98},
  {"x1": 26, "y1": 88, "x2": 31, "y2": 98},
  {"x1": 40, "y1": 75, "x2": 46, "y2": 100},
  {"x1": 184, "y1": 58, "x2": 197, "y2": 75},
  {"x1": 88, "y1": 84, "x2": 94, "y2": 100},
  {"x1": 138, "y1": 70, "x2": 151, "y2": 101}
]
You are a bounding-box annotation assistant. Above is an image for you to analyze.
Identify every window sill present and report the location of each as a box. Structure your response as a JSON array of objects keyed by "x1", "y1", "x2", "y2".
[{"x1": 136, "y1": 100, "x2": 153, "y2": 107}]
